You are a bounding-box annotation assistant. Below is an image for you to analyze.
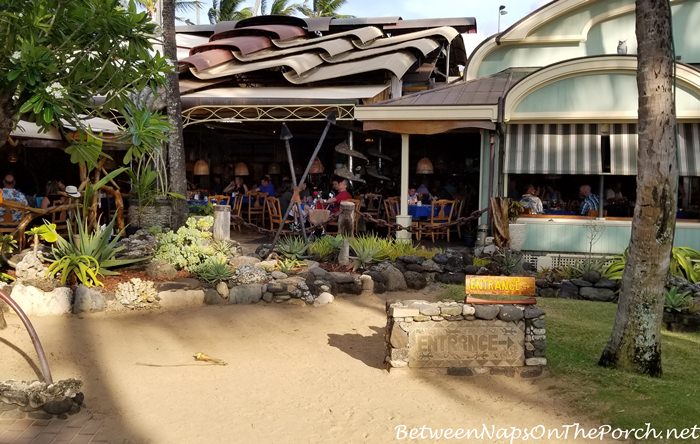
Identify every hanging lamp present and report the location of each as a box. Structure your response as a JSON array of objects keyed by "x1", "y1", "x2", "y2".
[
  {"x1": 416, "y1": 157, "x2": 434, "y2": 174},
  {"x1": 193, "y1": 159, "x2": 210, "y2": 175},
  {"x1": 234, "y1": 162, "x2": 250, "y2": 176}
]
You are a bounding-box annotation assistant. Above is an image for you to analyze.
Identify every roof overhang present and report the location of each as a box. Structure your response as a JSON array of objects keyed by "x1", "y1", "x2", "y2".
[{"x1": 355, "y1": 104, "x2": 498, "y2": 122}]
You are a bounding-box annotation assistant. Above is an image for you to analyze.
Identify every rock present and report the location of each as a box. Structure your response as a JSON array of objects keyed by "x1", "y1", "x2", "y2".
[
  {"x1": 42, "y1": 397, "x2": 74, "y2": 415},
  {"x1": 72, "y1": 286, "x2": 106, "y2": 314},
  {"x1": 398, "y1": 255, "x2": 423, "y2": 265},
  {"x1": 314, "y1": 292, "x2": 334, "y2": 306},
  {"x1": 432, "y1": 253, "x2": 448, "y2": 265},
  {"x1": 462, "y1": 305, "x2": 475, "y2": 316},
  {"x1": 404, "y1": 271, "x2": 427, "y2": 290},
  {"x1": 336, "y1": 281, "x2": 362, "y2": 295},
  {"x1": 359, "y1": 274, "x2": 374, "y2": 293},
  {"x1": 11, "y1": 284, "x2": 72, "y2": 316},
  {"x1": 117, "y1": 229, "x2": 158, "y2": 259},
  {"x1": 524, "y1": 306, "x2": 545, "y2": 319},
  {"x1": 474, "y1": 305, "x2": 500, "y2": 320},
  {"x1": 421, "y1": 260, "x2": 442, "y2": 272},
  {"x1": 230, "y1": 284, "x2": 263, "y2": 304},
  {"x1": 417, "y1": 304, "x2": 440, "y2": 316},
  {"x1": 373, "y1": 263, "x2": 406, "y2": 291},
  {"x1": 389, "y1": 360, "x2": 408, "y2": 368},
  {"x1": 444, "y1": 254, "x2": 464, "y2": 273},
  {"x1": 231, "y1": 265, "x2": 269, "y2": 285},
  {"x1": 538, "y1": 287, "x2": 557, "y2": 298},
  {"x1": 146, "y1": 260, "x2": 178, "y2": 280},
  {"x1": 531, "y1": 318, "x2": 545, "y2": 329},
  {"x1": 287, "y1": 298, "x2": 307, "y2": 306},
  {"x1": 309, "y1": 266, "x2": 331, "y2": 281},
  {"x1": 405, "y1": 264, "x2": 426, "y2": 273},
  {"x1": 328, "y1": 272, "x2": 356, "y2": 284},
  {"x1": 559, "y1": 281, "x2": 579, "y2": 299},
  {"x1": 229, "y1": 256, "x2": 260, "y2": 269},
  {"x1": 535, "y1": 279, "x2": 549, "y2": 288},
  {"x1": 265, "y1": 282, "x2": 287, "y2": 294},
  {"x1": 270, "y1": 271, "x2": 288, "y2": 280},
  {"x1": 158, "y1": 289, "x2": 205, "y2": 309},
  {"x1": 262, "y1": 292, "x2": 274, "y2": 303},
  {"x1": 390, "y1": 305, "x2": 419, "y2": 317},
  {"x1": 570, "y1": 278, "x2": 592, "y2": 287},
  {"x1": 435, "y1": 272, "x2": 466, "y2": 285},
  {"x1": 255, "y1": 260, "x2": 278, "y2": 272},
  {"x1": 594, "y1": 278, "x2": 618, "y2": 289},
  {"x1": 156, "y1": 278, "x2": 201, "y2": 292},
  {"x1": 440, "y1": 305, "x2": 462, "y2": 316},
  {"x1": 582, "y1": 270, "x2": 601, "y2": 284},
  {"x1": 464, "y1": 265, "x2": 479, "y2": 275},
  {"x1": 390, "y1": 323, "x2": 408, "y2": 348},
  {"x1": 215, "y1": 281, "x2": 229, "y2": 298},
  {"x1": 255, "y1": 244, "x2": 274, "y2": 259},
  {"x1": 204, "y1": 289, "x2": 225, "y2": 305},
  {"x1": 525, "y1": 357, "x2": 547, "y2": 366},
  {"x1": 498, "y1": 306, "x2": 524, "y2": 321},
  {"x1": 580, "y1": 286, "x2": 616, "y2": 302},
  {"x1": 14, "y1": 252, "x2": 50, "y2": 283},
  {"x1": 476, "y1": 267, "x2": 490, "y2": 275},
  {"x1": 413, "y1": 315, "x2": 430, "y2": 321},
  {"x1": 274, "y1": 295, "x2": 291, "y2": 302}
]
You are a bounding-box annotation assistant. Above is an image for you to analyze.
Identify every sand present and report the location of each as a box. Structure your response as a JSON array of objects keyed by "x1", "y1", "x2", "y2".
[{"x1": 1, "y1": 292, "x2": 611, "y2": 443}]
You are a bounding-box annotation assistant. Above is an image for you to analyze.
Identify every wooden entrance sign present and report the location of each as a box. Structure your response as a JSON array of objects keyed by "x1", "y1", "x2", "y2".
[{"x1": 465, "y1": 275, "x2": 537, "y2": 305}]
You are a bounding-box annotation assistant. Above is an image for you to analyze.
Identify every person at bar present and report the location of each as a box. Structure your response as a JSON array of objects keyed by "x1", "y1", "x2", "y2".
[
  {"x1": 223, "y1": 176, "x2": 248, "y2": 195},
  {"x1": 579, "y1": 184, "x2": 600, "y2": 216},
  {"x1": 520, "y1": 184, "x2": 544, "y2": 214}
]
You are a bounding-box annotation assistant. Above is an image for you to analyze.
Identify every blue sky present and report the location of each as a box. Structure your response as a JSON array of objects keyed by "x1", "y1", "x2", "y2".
[{"x1": 184, "y1": 0, "x2": 553, "y2": 53}]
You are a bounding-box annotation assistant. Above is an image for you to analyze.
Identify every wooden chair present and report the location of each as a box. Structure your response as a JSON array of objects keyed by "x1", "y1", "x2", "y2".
[
  {"x1": 361, "y1": 193, "x2": 383, "y2": 220},
  {"x1": 383, "y1": 196, "x2": 400, "y2": 237},
  {"x1": 264, "y1": 196, "x2": 285, "y2": 231},
  {"x1": 421, "y1": 199, "x2": 456, "y2": 242},
  {"x1": 209, "y1": 194, "x2": 230, "y2": 206},
  {"x1": 246, "y1": 191, "x2": 267, "y2": 226},
  {"x1": 230, "y1": 194, "x2": 244, "y2": 232},
  {"x1": 451, "y1": 198, "x2": 466, "y2": 240},
  {"x1": 325, "y1": 198, "x2": 361, "y2": 235}
]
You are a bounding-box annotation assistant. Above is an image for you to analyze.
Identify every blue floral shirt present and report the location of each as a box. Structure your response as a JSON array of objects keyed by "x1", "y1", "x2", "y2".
[
  {"x1": 581, "y1": 193, "x2": 600, "y2": 216},
  {"x1": 0, "y1": 188, "x2": 29, "y2": 222}
]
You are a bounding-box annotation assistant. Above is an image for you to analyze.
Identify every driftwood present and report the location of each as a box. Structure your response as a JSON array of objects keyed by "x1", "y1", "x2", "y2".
[
  {"x1": 490, "y1": 197, "x2": 510, "y2": 248},
  {"x1": 0, "y1": 201, "x2": 79, "y2": 250}
]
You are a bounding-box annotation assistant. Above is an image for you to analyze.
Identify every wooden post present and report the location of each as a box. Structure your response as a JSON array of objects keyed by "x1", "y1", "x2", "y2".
[
  {"x1": 213, "y1": 205, "x2": 230, "y2": 241},
  {"x1": 339, "y1": 201, "x2": 355, "y2": 237}
]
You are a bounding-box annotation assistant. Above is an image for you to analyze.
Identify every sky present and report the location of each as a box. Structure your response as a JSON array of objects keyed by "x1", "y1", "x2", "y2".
[{"x1": 184, "y1": 0, "x2": 553, "y2": 54}]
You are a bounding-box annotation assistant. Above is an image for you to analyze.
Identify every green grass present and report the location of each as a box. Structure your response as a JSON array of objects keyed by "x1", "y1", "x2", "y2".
[
  {"x1": 539, "y1": 298, "x2": 700, "y2": 431},
  {"x1": 439, "y1": 285, "x2": 465, "y2": 302}
]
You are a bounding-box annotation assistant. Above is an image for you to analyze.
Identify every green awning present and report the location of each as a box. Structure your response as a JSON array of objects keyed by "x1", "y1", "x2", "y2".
[
  {"x1": 610, "y1": 123, "x2": 638, "y2": 175},
  {"x1": 678, "y1": 123, "x2": 700, "y2": 176}
]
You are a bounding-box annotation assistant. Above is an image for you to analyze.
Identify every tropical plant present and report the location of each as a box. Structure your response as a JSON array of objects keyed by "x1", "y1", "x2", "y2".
[
  {"x1": 507, "y1": 199, "x2": 525, "y2": 223},
  {"x1": 189, "y1": 202, "x2": 214, "y2": 216},
  {"x1": 154, "y1": 216, "x2": 225, "y2": 271},
  {"x1": 308, "y1": 234, "x2": 343, "y2": 261},
  {"x1": 211, "y1": 239, "x2": 238, "y2": 258},
  {"x1": 349, "y1": 234, "x2": 384, "y2": 270},
  {"x1": 603, "y1": 250, "x2": 627, "y2": 281},
  {"x1": 25, "y1": 222, "x2": 58, "y2": 253},
  {"x1": 473, "y1": 257, "x2": 492, "y2": 268},
  {"x1": 491, "y1": 248, "x2": 523, "y2": 276},
  {"x1": 264, "y1": 0, "x2": 301, "y2": 15},
  {"x1": 664, "y1": 287, "x2": 693, "y2": 313},
  {"x1": 134, "y1": 0, "x2": 202, "y2": 24},
  {"x1": 276, "y1": 236, "x2": 306, "y2": 260},
  {"x1": 296, "y1": 0, "x2": 352, "y2": 18},
  {"x1": 195, "y1": 259, "x2": 234, "y2": 284},
  {"x1": 49, "y1": 213, "x2": 144, "y2": 276},
  {"x1": 670, "y1": 247, "x2": 700, "y2": 283},
  {"x1": 47, "y1": 253, "x2": 102, "y2": 287},
  {"x1": 208, "y1": 0, "x2": 254, "y2": 23},
  {"x1": 276, "y1": 257, "x2": 306, "y2": 274}
]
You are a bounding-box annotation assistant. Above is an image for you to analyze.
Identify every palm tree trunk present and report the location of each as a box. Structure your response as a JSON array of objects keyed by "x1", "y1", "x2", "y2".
[
  {"x1": 599, "y1": 0, "x2": 677, "y2": 376},
  {"x1": 162, "y1": 0, "x2": 188, "y2": 228},
  {"x1": 0, "y1": 92, "x2": 16, "y2": 150}
]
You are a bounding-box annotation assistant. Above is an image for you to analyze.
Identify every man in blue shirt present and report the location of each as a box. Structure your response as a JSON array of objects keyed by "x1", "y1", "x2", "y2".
[
  {"x1": 0, "y1": 174, "x2": 28, "y2": 222},
  {"x1": 257, "y1": 175, "x2": 276, "y2": 197},
  {"x1": 579, "y1": 184, "x2": 600, "y2": 216}
]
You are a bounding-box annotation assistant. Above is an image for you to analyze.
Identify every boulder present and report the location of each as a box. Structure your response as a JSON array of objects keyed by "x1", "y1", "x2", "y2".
[
  {"x1": 255, "y1": 244, "x2": 274, "y2": 259},
  {"x1": 373, "y1": 263, "x2": 406, "y2": 291},
  {"x1": 398, "y1": 255, "x2": 423, "y2": 265},
  {"x1": 404, "y1": 271, "x2": 427, "y2": 290},
  {"x1": 336, "y1": 281, "x2": 362, "y2": 295},
  {"x1": 328, "y1": 272, "x2": 356, "y2": 284},
  {"x1": 230, "y1": 284, "x2": 263, "y2": 304},
  {"x1": 538, "y1": 287, "x2": 557, "y2": 298},
  {"x1": 474, "y1": 305, "x2": 500, "y2": 320},
  {"x1": 313, "y1": 292, "x2": 334, "y2": 306},
  {"x1": 535, "y1": 279, "x2": 550, "y2": 288},
  {"x1": 405, "y1": 264, "x2": 426, "y2": 273},
  {"x1": 72, "y1": 285, "x2": 106, "y2": 314},
  {"x1": 594, "y1": 278, "x2": 618, "y2": 289},
  {"x1": 580, "y1": 286, "x2": 616, "y2": 302},
  {"x1": 229, "y1": 256, "x2": 260, "y2": 269},
  {"x1": 432, "y1": 253, "x2": 448, "y2": 265},
  {"x1": 464, "y1": 265, "x2": 479, "y2": 275},
  {"x1": 215, "y1": 281, "x2": 229, "y2": 298},
  {"x1": 570, "y1": 278, "x2": 592, "y2": 287},
  {"x1": 262, "y1": 292, "x2": 274, "y2": 303},
  {"x1": 11, "y1": 284, "x2": 72, "y2": 316},
  {"x1": 14, "y1": 252, "x2": 49, "y2": 282},
  {"x1": 270, "y1": 271, "x2": 288, "y2": 280},
  {"x1": 559, "y1": 280, "x2": 580, "y2": 299},
  {"x1": 444, "y1": 254, "x2": 465, "y2": 273},
  {"x1": 581, "y1": 270, "x2": 601, "y2": 284},
  {"x1": 231, "y1": 265, "x2": 269, "y2": 285},
  {"x1": 158, "y1": 289, "x2": 205, "y2": 309},
  {"x1": 421, "y1": 259, "x2": 442, "y2": 272},
  {"x1": 523, "y1": 306, "x2": 545, "y2": 319},
  {"x1": 204, "y1": 288, "x2": 226, "y2": 305},
  {"x1": 146, "y1": 260, "x2": 178, "y2": 280},
  {"x1": 435, "y1": 272, "x2": 466, "y2": 285},
  {"x1": 498, "y1": 306, "x2": 524, "y2": 322}
]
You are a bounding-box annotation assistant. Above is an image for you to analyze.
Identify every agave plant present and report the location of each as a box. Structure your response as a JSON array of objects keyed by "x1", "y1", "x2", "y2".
[
  {"x1": 349, "y1": 234, "x2": 384, "y2": 270},
  {"x1": 195, "y1": 259, "x2": 234, "y2": 285},
  {"x1": 308, "y1": 235, "x2": 343, "y2": 261},
  {"x1": 664, "y1": 287, "x2": 693, "y2": 313},
  {"x1": 276, "y1": 236, "x2": 307, "y2": 260},
  {"x1": 670, "y1": 247, "x2": 700, "y2": 283}
]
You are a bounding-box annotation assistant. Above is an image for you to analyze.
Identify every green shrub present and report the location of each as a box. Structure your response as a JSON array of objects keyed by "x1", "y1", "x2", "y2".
[
  {"x1": 492, "y1": 248, "x2": 523, "y2": 276},
  {"x1": 47, "y1": 253, "x2": 102, "y2": 287},
  {"x1": 276, "y1": 257, "x2": 306, "y2": 274},
  {"x1": 349, "y1": 234, "x2": 385, "y2": 269},
  {"x1": 195, "y1": 259, "x2": 234, "y2": 284},
  {"x1": 670, "y1": 247, "x2": 700, "y2": 283},
  {"x1": 664, "y1": 287, "x2": 693, "y2": 313},
  {"x1": 308, "y1": 234, "x2": 344, "y2": 261},
  {"x1": 154, "y1": 216, "x2": 226, "y2": 272},
  {"x1": 276, "y1": 236, "x2": 306, "y2": 260}
]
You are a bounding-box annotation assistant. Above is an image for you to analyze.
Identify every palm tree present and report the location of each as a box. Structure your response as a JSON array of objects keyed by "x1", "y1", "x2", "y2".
[
  {"x1": 208, "y1": 0, "x2": 255, "y2": 24},
  {"x1": 261, "y1": 0, "x2": 301, "y2": 15},
  {"x1": 296, "y1": 0, "x2": 352, "y2": 18},
  {"x1": 598, "y1": 0, "x2": 677, "y2": 376},
  {"x1": 135, "y1": 0, "x2": 202, "y2": 24}
]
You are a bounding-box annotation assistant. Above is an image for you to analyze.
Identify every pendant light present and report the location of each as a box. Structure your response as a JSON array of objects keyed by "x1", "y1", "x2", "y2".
[
  {"x1": 234, "y1": 162, "x2": 250, "y2": 176},
  {"x1": 194, "y1": 159, "x2": 210, "y2": 175},
  {"x1": 416, "y1": 157, "x2": 434, "y2": 174}
]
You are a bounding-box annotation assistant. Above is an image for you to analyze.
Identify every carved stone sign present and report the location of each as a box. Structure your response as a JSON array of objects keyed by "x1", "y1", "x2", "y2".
[
  {"x1": 465, "y1": 276, "x2": 536, "y2": 296},
  {"x1": 408, "y1": 320, "x2": 525, "y2": 367}
]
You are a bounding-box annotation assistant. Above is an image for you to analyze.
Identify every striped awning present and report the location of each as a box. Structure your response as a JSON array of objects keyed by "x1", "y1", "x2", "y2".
[
  {"x1": 504, "y1": 124, "x2": 601, "y2": 174},
  {"x1": 678, "y1": 123, "x2": 700, "y2": 176},
  {"x1": 610, "y1": 123, "x2": 638, "y2": 175}
]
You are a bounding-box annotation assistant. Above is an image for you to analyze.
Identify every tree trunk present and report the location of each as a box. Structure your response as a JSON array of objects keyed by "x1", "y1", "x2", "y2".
[
  {"x1": 162, "y1": 0, "x2": 188, "y2": 228},
  {"x1": 0, "y1": 92, "x2": 17, "y2": 150},
  {"x1": 599, "y1": 0, "x2": 677, "y2": 377}
]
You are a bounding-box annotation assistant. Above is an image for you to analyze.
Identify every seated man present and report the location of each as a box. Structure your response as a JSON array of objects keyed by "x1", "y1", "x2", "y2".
[
  {"x1": 256, "y1": 175, "x2": 276, "y2": 197},
  {"x1": 579, "y1": 184, "x2": 600, "y2": 216},
  {"x1": 0, "y1": 174, "x2": 28, "y2": 222},
  {"x1": 325, "y1": 179, "x2": 352, "y2": 214},
  {"x1": 520, "y1": 185, "x2": 544, "y2": 214}
]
